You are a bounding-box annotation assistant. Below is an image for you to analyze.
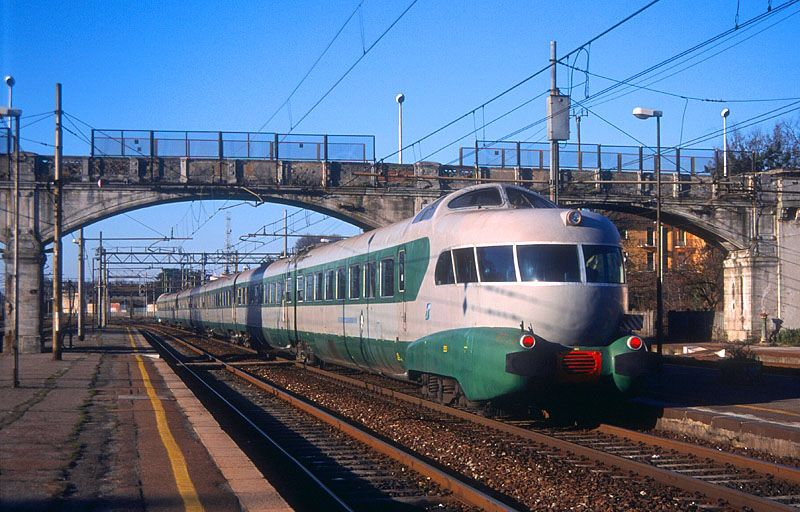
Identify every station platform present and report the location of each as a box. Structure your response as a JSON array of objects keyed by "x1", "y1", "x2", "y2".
[
  {"x1": 0, "y1": 327, "x2": 292, "y2": 512},
  {"x1": 636, "y1": 351, "x2": 800, "y2": 459}
]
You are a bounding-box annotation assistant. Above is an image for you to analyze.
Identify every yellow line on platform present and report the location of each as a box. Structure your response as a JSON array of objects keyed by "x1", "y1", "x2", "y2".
[
  {"x1": 127, "y1": 328, "x2": 204, "y2": 512},
  {"x1": 735, "y1": 403, "x2": 800, "y2": 419}
]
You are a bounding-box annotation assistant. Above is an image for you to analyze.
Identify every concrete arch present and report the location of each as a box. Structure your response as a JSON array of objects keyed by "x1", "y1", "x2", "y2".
[{"x1": 32, "y1": 185, "x2": 423, "y2": 246}]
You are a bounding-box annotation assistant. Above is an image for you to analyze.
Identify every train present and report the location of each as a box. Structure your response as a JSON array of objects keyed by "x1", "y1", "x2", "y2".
[{"x1": 156, "y1": 183, "x2": 658, "y2": 405}]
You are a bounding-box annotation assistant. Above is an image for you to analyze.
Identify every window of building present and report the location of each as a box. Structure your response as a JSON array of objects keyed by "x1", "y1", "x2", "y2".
[
  {"x1": 646, "y1": 252, "x2": 655, "y2": 272},
  {"x1": 434, "y1": 251, "x2": 455, "y2": 285},
  {"x1": 453, "y1": 247, "x2": 479, "y2": 283},
  {"x1": 364, "y1": 262, "x2": 377, "y2": 298},
  {"x1": 476, "y1": 245, "x2": 516, "y2": 282},
  {"x1": 380, "y1": 258, "x2": 395, "y2": 297},
  {"x1": 517, "y1": 245, "x2": 581, "y2": 282},
  {"x1": 646, "y1": 227, "x2": 655, "y2": 247},
  {"x1": 349, "y1": 264, "x2": 361, "y2": 299},
  {"x1": 336, "y1": 267, "x2": 346, "y2": 299}
]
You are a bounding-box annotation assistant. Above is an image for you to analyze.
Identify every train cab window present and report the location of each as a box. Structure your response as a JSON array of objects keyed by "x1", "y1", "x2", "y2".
[
  {"x1": 477, "y1": 246, "x2": 517, "y2": 282},
  {"x1": 364, "y1": 262, "x2": 377, "y2": 298},
  {"x1": 325, "y1": 270, "x2": 335, "y2": 300},
  {"x1": 453, "y1": 247, "x2": 479, "y2": 283},
  {"x1": 434, "y1": 251, "x2": 455, "y2": 285},
  {"x1": 315, "y1": 272, "x2": 323, "y2": 301},
  {"x1": 398, "y1": 250, "x2": 406, "y2": 292},
  {"x1": 380, "y1": 258, "x2": 395, "y2": 297},
  {"x1": 517, "y1": 244, "x2": 581, "y2": 282},
  {"x1": 305, "y1": 275, "x2": 314, "y2": 303},
  {"x1": 336, "y1": 268, "x2": 346, "y2": 299},
  {"x1": 297, "y1": 276, "x2": 304, "y2": 302},
  {"x1": 505, "y1": 186, "x2": 556, "y2": 209},
  {"x1": 349, "y1": 264, "x2": 361, "y2": 299},
  {"x1": 447, "y1": 187, "x2": 502, "y2": 209},
  {"x1": 582, "y1": 245, "x2": 625, "y2": 284}
]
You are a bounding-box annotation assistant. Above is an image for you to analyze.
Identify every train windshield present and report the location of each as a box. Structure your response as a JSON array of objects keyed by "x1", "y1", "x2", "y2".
[
  {"x1": 517, "y1": 245, "x2": 581, "y2": 282},
  {"x1": 505, "y1": 187, "x2": 556, "y2": 209},
  {"x1": 582, "y1": 245, "x2": 625, "y2": 284}
]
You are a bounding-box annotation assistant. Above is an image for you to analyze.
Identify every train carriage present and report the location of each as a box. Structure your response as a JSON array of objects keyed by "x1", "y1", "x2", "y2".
[{"x1": 157, "y1": 184, "x2": 657, "y2": 404}]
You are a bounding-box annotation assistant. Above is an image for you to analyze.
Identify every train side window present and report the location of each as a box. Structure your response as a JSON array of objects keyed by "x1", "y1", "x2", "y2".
[
  {"x1": 297, "y1": 276, "x2": 304, "y2": 302},
  {"x1": 285, "y1": 278, "x2": 292, "y2": 302},
  {"x1": 398, "y1": 250, "x2": 405, "y2": 292},
  {"x1": 434, "y1": 251, "x2": 455, "y2": 285},
  {"x1": 325, "y1": 270, "x2": 335, "y2": 300},
  {"x1": 364, "y1": 262, "x2": 377, "y2": 298},
  {"x1": 476, "y1": 246, "x2": 516, "y2": 282},
  {"x1": 505, "y1": 186, "x2": 556, "y2": 209},
  {"x1": 315, "y1": 272, "x2": 323, "y2": 301},
  {"x1": 453, "y1": 247, "x2": 479, "y2": 283},
  {"x1": 336, "y1": 267, "x2": 346, "y2": 300},
  {"x1": 349, "y1": 264, "x2": 361, "y2": 299},
  {"x1": 305, "y1": 275, "x2": 314, "y2": 302},
  {"x1": 380, "y1": 258, "x2": 395, "y2": 297}
]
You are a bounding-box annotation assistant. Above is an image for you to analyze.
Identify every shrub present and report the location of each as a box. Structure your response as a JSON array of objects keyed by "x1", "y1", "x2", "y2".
[{"x1": 776, "y1": 328, "x2": 800, "y2": 347}]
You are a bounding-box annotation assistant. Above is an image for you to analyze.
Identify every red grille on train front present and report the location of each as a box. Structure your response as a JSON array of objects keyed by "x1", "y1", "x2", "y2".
[{"x1": 560, "y1": 351, "x2": 602, "y2": 375}]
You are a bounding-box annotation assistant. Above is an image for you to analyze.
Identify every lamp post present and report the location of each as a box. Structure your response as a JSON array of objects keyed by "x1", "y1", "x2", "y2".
[
  {"x1": 633, "y1": 107, "x2": 664, "y2": 356},
  {"x1": 2, "y1": 74, "x2": 21, "y2": 386},
  {"x1": 721, "y1": 108, "x2": 730, "y2": 179},
  {"x1": 396, "y1": 93, "x2": 404, "y2": 164}
]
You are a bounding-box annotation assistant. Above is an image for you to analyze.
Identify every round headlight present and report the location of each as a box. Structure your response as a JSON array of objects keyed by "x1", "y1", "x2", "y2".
[
  {"x1": 520, "y1": 334, "x2": 536, "y2": 349},
  {"x1": 566, "y1": 209, "x2": 583, "y2": 226}
]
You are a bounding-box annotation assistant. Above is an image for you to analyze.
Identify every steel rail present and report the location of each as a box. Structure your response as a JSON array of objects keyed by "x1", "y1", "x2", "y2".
[
  {"x1": 293, "y1": 361, "x2": 796, "y2": 512},
  {"x1": 139, "y1": 328, "x2": 354, "y2": 512},
  {"x1": 145, "y1": 325, "x2": 517, "y2": 512}
]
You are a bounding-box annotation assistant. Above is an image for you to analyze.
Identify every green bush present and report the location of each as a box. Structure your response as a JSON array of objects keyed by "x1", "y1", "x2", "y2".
[{"x1": 776, "y1": 328, "x2": 800, "y2": 346}]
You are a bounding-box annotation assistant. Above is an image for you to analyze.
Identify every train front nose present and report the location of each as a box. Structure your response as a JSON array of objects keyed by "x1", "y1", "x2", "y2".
[{"x1": 527, "y1": 285, "x2": 624, "y2": 347}]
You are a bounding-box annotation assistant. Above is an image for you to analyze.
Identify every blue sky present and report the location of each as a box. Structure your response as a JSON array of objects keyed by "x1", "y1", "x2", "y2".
[{"x1": 3, "y1": 0, "x2": 799, "y2": 280}]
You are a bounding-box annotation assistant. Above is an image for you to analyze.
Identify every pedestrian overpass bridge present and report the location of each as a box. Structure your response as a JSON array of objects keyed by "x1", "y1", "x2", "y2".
[{"x1": 2, "y1": 129, "x2": 798, "y2": 352}]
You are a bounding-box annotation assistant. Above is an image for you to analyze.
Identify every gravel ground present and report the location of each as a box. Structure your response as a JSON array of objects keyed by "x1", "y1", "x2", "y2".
[{"x1": 248, "y1": 364, "x2": 721, "y2": 511}]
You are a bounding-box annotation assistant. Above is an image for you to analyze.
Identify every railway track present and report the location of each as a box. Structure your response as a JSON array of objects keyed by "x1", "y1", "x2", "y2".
[
  {"x1": 145, "y1": 324, "x2": 800, "y2": 511},
  {"x1": 142, "y1": 325, "x2": 510, "y2": 511}
]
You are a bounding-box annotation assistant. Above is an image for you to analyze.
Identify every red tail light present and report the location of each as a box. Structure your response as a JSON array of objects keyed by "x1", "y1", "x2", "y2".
[
  {"x1": 519, "y1": 334, "x2": 536, "y2": 349},
  {"x1": 627, "y1": 336, "x2": 643, "y2": 350}
]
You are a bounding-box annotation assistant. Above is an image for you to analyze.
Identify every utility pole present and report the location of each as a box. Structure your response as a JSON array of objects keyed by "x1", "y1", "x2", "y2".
[
  {"x1": 283, "y1": 209, "x2": 288, "y2": 257},
  {"x1": 77, "y1": 227, "x2": 85, "y2": 341},
  {"x1": 103, "y1": 247, "x2": 109, "y2": 326},
  {"x1": 97, "y1": 232, "x2": 103, "y2": 328},
  {"x1": 52, "y1": 83, "x2": 63, "y2": 360},
  {"x1": 546, "y1": 41, "x2": 570, "y2": 204}
]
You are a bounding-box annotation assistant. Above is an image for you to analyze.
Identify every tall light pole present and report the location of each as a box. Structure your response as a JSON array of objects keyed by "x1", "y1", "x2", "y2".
[
  {"x1": 721, "y1": 108, "x2": 730, "y2": 179},
  {"x1": 633, "y1": 107, "x2": 664, "y2": 356},
  {"x1": 2, "y1": 74, "x2": 21, "y2": 386},
  {"x1": 4, "y1": 75, "x2": 13, "y2": 128},
  {"x1": 396, "y1": 93, "x2": 405, "y2": 164}
]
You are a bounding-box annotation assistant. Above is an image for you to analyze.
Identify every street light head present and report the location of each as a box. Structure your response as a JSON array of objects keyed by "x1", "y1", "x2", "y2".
[
  {"x1": 721, "y1": 108, "x2": 730, "y2": 118},
  {"x1": 4, "y1": 76, "x2": 14, "y2": 88},
  {"x1": 632, "y1": 106, "x2": 662, "y2": 119},
  {"x1": 395, "y1": 93, "x2": 405, "y2": 104}
]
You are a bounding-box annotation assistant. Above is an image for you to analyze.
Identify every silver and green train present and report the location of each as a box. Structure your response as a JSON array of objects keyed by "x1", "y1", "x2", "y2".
[{"x1": 156, "y1": 184, "x2": 658, "y2": 403}]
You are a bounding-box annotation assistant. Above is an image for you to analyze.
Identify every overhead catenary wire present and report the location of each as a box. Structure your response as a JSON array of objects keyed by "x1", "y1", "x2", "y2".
[
  {"x1": 283, "y1": 0, "x2": 419, "y2": 135},
  {"x1": 380, "y1": 0, "x2": 664, "y2": 163},
  {"x1": 256, "y1": 0, "x2": 365, "y2": 132}
]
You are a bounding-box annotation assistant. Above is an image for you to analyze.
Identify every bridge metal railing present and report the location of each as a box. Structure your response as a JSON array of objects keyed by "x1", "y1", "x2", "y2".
[
  {"x1": 0, "y1": 126, "x2": 9, "y2": 155},
  {"x1": 90, "y1": 129, "x2": 376, "y2": 163},
  {"x1": 458, "y1": 140, "x2": 760, "y2": 176}
]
